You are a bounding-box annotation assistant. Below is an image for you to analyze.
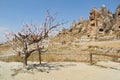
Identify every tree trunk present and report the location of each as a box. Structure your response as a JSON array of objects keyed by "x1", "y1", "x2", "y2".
[
  {"x1": 24, "y1": 41, "x2": 28, "y2": 65},
  {"x1": 24, "y1": 53, "x2": 30, "y2": 66},
  {"x1": 23, "y1": 50, "x2": 35, "y2": 66},
  {"x1": 24, "y1": 56, "x2": 28, "y2": 65},
  {"x1": 38, "y1": 50, "x2": 42, "y2": 64}
]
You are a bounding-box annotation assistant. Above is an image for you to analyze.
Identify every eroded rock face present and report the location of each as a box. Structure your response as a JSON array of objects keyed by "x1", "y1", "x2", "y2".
[
  {"x1": 115, "y1": 4, "x2": 120, "y2": 30},
  {"x1": 69, "y1": 18, "x2": 86, "y2": 34},
  {"x1": 88, "y1": 5, "x2": 114, "y2": 36},
  {"x1": 111, "y1": 5, "x2": 120, "y2": 39},
  {"x1": 57, "y1": 4, "x2": 120, "y2": 43}
]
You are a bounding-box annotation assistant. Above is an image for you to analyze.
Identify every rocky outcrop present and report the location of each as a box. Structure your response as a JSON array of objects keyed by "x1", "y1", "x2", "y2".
[
  {"x1": 112, "y1": 4, "x2": 120, "y2": 39},
  {"x1": 69, "y1": 17, "x2": 88, "y2": 35},
  {"x1": 56, "y1": 4, "x2": 120, "y2": 43},
  {"x1": 88, "y1": 5, "x2": 114, "y2": 36}
]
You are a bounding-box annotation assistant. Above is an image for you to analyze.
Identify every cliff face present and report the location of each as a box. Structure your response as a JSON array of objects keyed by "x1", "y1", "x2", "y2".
[
  {"x1": 115, "y1": 5, "x2": 120, "y2": 31},
  {"x1": 88, "y1": 5, "x2": 113, "y2": 36},
  {"x1": 55, "y1": 4, "x2": 120, "y2": 43}
]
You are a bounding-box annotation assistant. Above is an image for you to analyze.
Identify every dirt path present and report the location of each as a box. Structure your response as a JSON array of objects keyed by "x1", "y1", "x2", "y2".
[{"x1": 0, "y1": 61, "x2": 120, "y2": 80}]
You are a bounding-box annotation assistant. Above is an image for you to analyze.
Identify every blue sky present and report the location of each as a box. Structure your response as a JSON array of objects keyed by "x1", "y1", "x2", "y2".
[{"x1": 0, "y1": 0, "x2": 119, "y2": 43}]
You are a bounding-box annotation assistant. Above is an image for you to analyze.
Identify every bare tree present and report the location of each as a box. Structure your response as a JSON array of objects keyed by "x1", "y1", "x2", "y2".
[{"x1": 5, "y1": 11, "x2": 65, "y2": 65}]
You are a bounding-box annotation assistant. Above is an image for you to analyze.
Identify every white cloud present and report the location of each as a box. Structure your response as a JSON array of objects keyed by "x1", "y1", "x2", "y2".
[
  {"x1": 0, "y1": 27, "x2": 9, "y2": 43},
  {"x1": 0, "y1": 27, "x2": 9, "y2": 32}
]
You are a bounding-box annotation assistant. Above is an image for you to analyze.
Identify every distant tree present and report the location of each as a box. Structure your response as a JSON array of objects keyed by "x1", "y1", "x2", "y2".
[{"x1": 5, "y1": 11, "x2": 65, "y2": 65}]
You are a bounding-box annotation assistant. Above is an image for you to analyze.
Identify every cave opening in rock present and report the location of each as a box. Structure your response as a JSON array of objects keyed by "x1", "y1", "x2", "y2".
[
  {"x1": 118, "y1": 12, "x2": 120, "y2": 16},
  {"x1": 118, "y1": 13, "x2": 120, "y2": 17},
  {"x1": 88, "y1": 35, "x2": 90, "y2": 37},
  {"x1": 118, "y1": 26, "x2": 120, "y2": 28},
  {"x1": 90, "y1": 18, "x2": 94, "y2": 21},
  {"x1": 99, "y1": 28, "x2": 104, "y2": 32},
  {"x1": 91, "y1": 23, "x2": 95, "y2": 26}
]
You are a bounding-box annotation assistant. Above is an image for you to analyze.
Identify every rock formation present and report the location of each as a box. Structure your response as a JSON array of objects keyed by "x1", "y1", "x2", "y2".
[
  {"x1": 56, "y1": 4, "x2": 120, "y2": 43},
  {"x1": 87, "y1": 5, "x2": 114, "y2": 37}
]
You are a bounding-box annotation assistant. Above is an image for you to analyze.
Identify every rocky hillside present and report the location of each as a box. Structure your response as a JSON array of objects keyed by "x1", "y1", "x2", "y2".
[
  {"x1": 53, "y1": 4, "x2": 120, "y2": 44},
  {"x1": 1, "y1": 5, "x2": 120, "y2": 63}
]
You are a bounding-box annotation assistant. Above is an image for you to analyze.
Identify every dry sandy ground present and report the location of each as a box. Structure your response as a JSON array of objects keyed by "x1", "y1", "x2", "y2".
[
  {"x1": 0, "y1": 61, "x2": 120, "y2": 80},
  {"x1": 73, "y1": 40, "x2": 120, "y2": 48}
]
